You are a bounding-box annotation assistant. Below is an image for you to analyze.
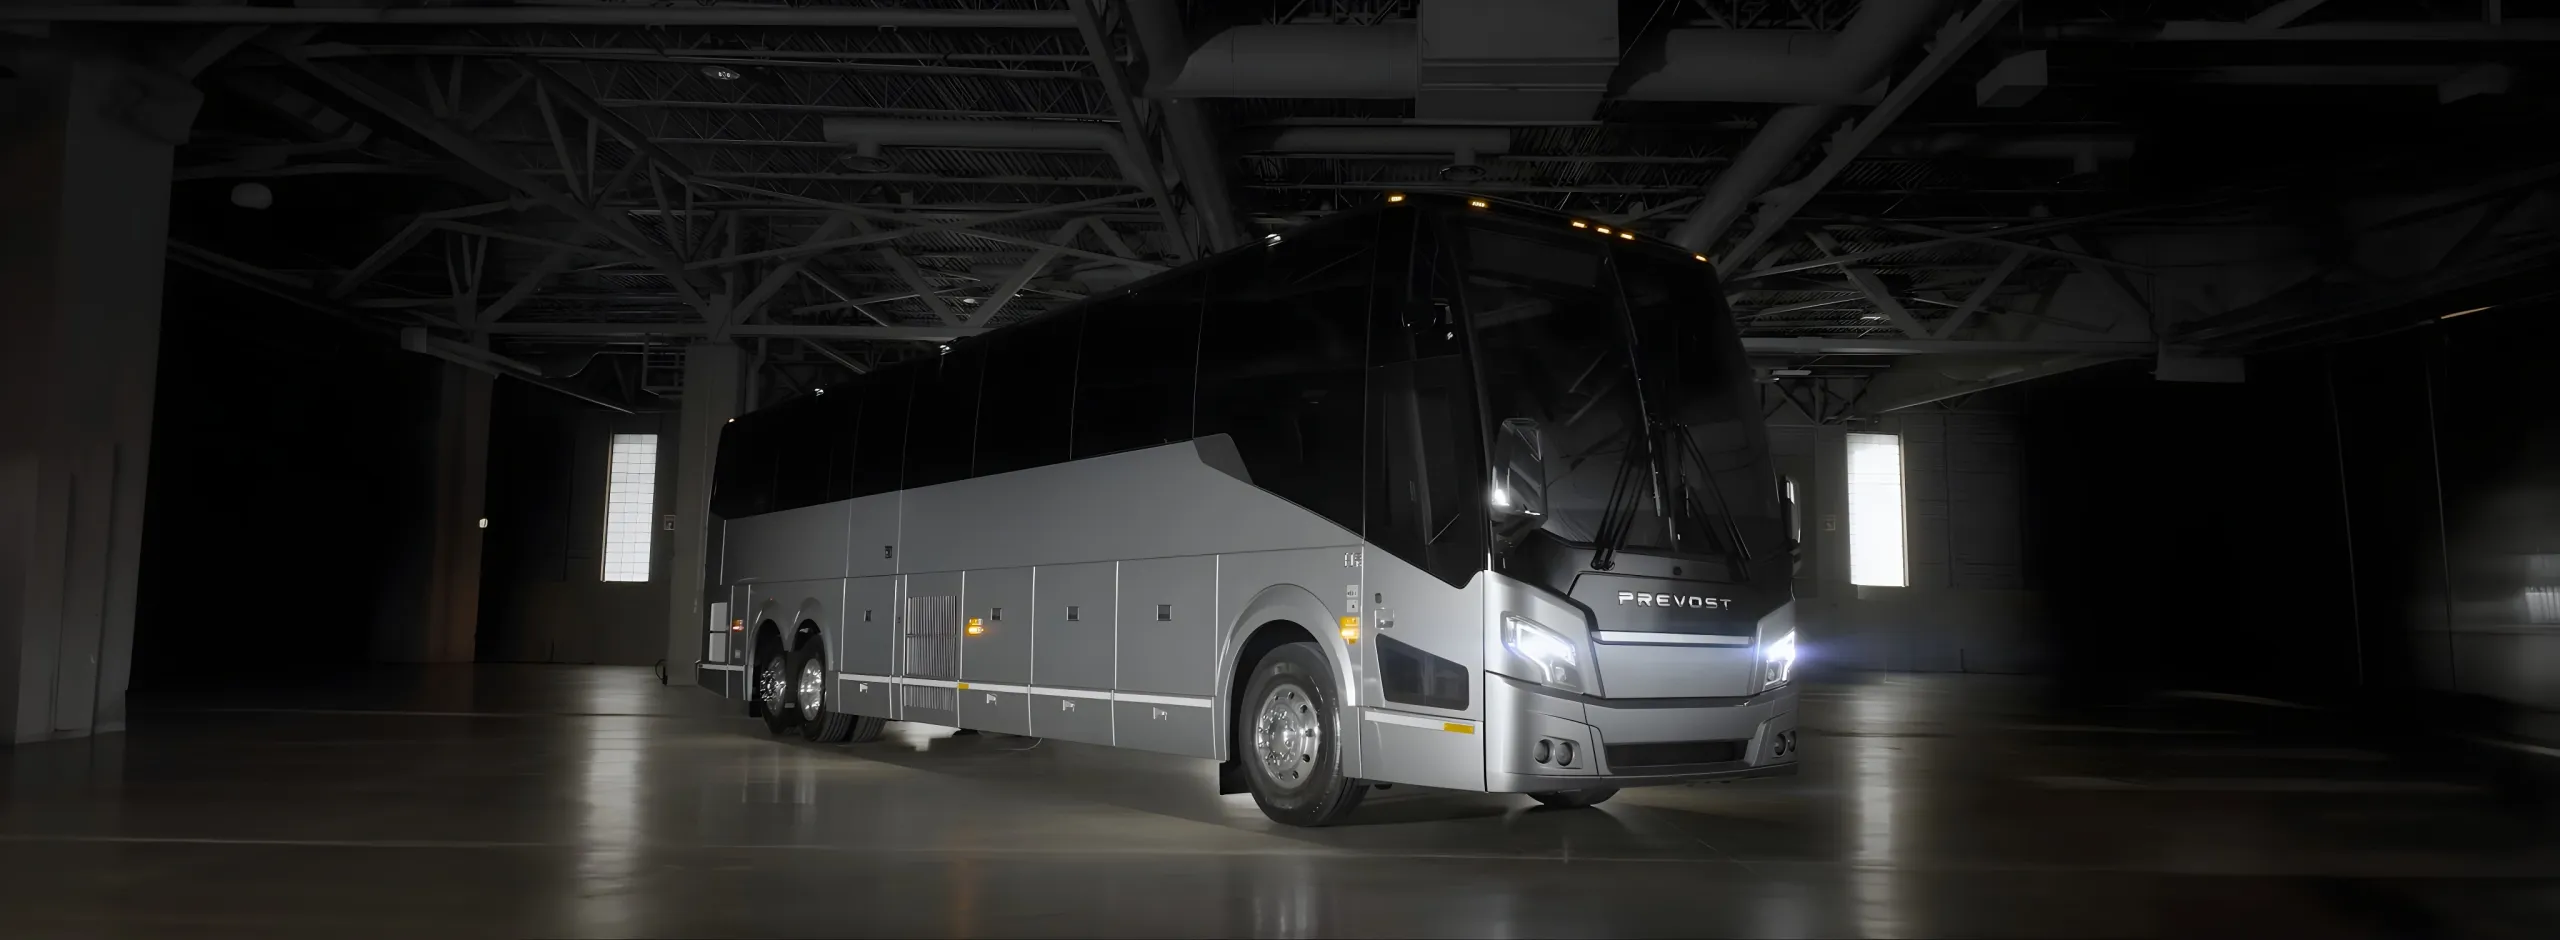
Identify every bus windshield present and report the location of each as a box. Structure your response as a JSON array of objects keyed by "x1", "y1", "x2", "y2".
[{"x1": 1454, "y1": 215, "x2": 1780, "y2": 567}]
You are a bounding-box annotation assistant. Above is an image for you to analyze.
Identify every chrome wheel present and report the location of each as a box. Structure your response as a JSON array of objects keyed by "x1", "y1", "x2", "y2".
[
  {"x1": 758, "y1": 656, "x2": 790, "y2": 713},
  {"x1": 1252, "y1": 685, "x2": 1322, "y2": 789},
  {"x1": 796, "y1": 656, "x2": 828, "y2": 715}
]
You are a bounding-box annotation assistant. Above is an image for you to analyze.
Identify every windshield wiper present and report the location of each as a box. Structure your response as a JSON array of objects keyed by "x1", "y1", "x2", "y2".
[
  {"x1": 1669, "y1": 424, "x2": 1754, "y2": 582},
  {"x1": 1585, "y1": 425, "x2": 1655, "y2": 572}
]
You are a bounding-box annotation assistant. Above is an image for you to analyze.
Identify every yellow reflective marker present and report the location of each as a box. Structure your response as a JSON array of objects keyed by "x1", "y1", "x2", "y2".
[{"x1": 1443, "y1": 723, "x2": 1475, "y2": 735}]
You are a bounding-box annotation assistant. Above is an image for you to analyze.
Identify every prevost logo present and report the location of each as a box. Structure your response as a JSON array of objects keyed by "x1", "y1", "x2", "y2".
[{"x1": 1617, "y1": 591, "x2": 1734, "y2": 609}]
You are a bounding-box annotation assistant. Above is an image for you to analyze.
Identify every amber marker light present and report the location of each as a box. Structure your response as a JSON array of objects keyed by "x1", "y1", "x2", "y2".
[
  {"x1": 1387, "y1": 193, "x2": 1406, "y2": 203},
  {"x1": 1467, "y1": 198, "x2": 1489, "y2": 209},
  {"x1": 1338, "y1": 616, "x2": 1361, "y2": 643},
  {"x1": 966, "y1": 617, "x2": 985, "y2": 636}
]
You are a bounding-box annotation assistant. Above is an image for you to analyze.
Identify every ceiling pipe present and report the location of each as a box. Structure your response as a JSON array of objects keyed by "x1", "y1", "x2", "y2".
[
  {"x1": 1169, "y1": 24, "x2": 1419, "y2": 99},
  {"x1": 1162, "y1": 8, "x2": 1942, "y2": 107},
  {"x1": 1236, "y1": 127, "x2": 1512, "y2": 155},
  {"x1": 1125, "y1": 0, "x2": 1247, "y2": 252},
  {"x1": 1669, "y1": 0, "x2": 1957, "y2": 254},
  {"x1": 0, "y1": 4, "x2": 1075, "y2": 28}
]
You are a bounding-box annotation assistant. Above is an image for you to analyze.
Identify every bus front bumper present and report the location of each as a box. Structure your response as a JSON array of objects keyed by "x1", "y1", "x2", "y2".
[{"x1": 1483, "y1": 673, "x2": 1800, "y2": 792}]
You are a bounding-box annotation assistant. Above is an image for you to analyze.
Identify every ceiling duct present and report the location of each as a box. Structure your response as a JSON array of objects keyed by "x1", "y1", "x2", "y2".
[
  {"x1": 1165, "y1": 0, "x2": 1956, "y2": 117},
  {"x1": 1168, "y1": 0, "x2": 1617, "y2": 120},
  {"x1": 1237, "y1": 126, "x2": 1512, "y2": 155},
  {"x1": 1669, "y1": 0, "x2": 1957, "y2": 252}
]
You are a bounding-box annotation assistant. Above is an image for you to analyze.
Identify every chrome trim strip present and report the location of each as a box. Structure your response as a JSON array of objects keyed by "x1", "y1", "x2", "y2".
[
  {"x1": 1112, "y1": 691, "x2": 1212, "y2": 708},
  {"x1": 838, "y1": 672, "x2": 895, "y2": 684},
  {"x1": 1363, "y1": 709, "x2": 1476, "y2": 731},
  {"x1": 1030, "y1": 686, "x2": 1113, "y2": 701},
  {"x1": 1594, "y1": 631, "x2": 1752, "y2": 647},
  {"x1": 700, "y1": 663, "x2": 746, "y2": 673}
]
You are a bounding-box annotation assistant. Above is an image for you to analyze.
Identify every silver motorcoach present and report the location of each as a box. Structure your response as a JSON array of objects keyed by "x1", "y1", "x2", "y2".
[{"x1": 695, "y1": 193, "x2": 1803, "y2": 826}]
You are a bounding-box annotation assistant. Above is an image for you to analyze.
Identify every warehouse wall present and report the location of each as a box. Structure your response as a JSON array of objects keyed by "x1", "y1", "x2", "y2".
[
  {"x1": 475, "y1": 379, "x2": 676, "y2": 667},
  {"x1": 1769, "y1": 397, "x2": 2043, "y2": 676},
  {"x1": 2020, "y1": 299, "x2": 2560, "y2": 743}
]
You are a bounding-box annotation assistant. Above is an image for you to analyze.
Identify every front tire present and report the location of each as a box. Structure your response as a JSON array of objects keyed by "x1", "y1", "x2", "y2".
[
  {"x1": 1238, "y1": 641, "x2": 1366, "y2": 827},
  {"x1": 755, "y1": 644, "x2": 801, "y2": 735},
  {"x1": 1529, "y1": 787, "x2": 1619, "y2": 809}
]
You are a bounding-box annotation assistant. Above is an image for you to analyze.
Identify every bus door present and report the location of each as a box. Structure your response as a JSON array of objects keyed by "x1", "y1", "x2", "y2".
[{"x1": 1357, "y1": 209, "x2": 1491, "y2": 791}]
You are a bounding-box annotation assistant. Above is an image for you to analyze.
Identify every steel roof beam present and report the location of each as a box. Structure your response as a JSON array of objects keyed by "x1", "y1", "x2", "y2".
[
  {"x1": 0, "y1": 6, "x2": 1076, "y2": 28},
  {"x1": 485, "y1": 323, "x2": 989, "y2": 342},
  {"x1": 1717, "y1": 0, "x2": 2022, "y2": 271},
  {"x1": 269, "y1": 42, "x2": 712, "y2": 310}
]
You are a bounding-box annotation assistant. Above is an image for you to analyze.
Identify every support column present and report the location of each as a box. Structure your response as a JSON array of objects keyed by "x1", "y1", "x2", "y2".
[
  {"x1": 1, "y1": 46, "x2": 200, "y2": 743},
  {"x1": 665, "y1": 342, "x2": 743, "y2": 678},
  {"x1": 373, "y1": 363, "x2": 493, "y2": 663}
]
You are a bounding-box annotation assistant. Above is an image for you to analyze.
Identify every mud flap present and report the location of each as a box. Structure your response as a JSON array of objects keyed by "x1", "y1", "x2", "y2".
[{"x1": 1218, "y1": 756, "x2": 1248, "y2": 795}]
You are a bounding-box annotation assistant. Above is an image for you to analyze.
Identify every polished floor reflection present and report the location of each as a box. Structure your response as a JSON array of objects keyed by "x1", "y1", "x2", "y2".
[{"x1": 3, "y1": 667, "x2": 2553, "y2": 938}]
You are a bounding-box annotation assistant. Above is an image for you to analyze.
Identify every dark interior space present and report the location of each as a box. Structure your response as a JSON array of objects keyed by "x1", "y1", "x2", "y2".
[
  {"x1": 2024, "y1": 299, "x2": 2560, "y2": 745},
  {"x1": 131, "y1": 269, "x2": 441, "y2": 687},
  {"x1": 8, "y1": 2, "x2": 2559, "y2": 937}
]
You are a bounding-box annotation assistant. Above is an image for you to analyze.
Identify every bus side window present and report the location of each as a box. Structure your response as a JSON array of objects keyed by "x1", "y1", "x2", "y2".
[
  {"x1": 1195, "y1": 216, "x2": 1377, "y2": 533},
  {"x1": 847, "y1": 364, "x2": 913, "y2": 499},
  {"x1": 768, "y1": 397, "x2": 820, "y2": 513},
  {"x1": 710, "y1": 412, "x2": 775, "y2": 519},
  {"x1": 1072, "y1": 263, "x2": 1207, "y2": 459},
  {"x1": 821, "y1": 386, "x2": 862, "y2": 503},
  {"x1": 905, "y1": 344, "x2": 985, "y2": 489},
  {"x1": 974, "y1": 310, "x2": 1084, "y2": 477}
]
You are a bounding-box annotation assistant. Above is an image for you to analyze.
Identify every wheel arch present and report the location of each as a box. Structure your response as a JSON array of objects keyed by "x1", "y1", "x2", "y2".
[{"x1": 1215, "y1": 583, "x2": 1362, "y2": 779}]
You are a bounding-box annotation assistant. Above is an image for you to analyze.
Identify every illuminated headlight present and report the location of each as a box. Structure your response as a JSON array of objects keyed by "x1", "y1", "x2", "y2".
[
  {"x1": 1502, "y1": 614, "x2": 1581, "y2": 692},
  {"x1": 1761, "y1": 630, "x2": 1797, "y2": 690}
]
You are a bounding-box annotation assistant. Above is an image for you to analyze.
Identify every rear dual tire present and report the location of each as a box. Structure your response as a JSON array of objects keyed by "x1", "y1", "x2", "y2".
[{"x1": 761, "y1": 639, "x2": 885, "y2": 743}]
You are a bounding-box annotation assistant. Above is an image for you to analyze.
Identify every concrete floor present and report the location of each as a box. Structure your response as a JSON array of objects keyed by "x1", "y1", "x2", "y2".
[{"x1": 3, "y1": 667, "x2": 2553, "y2": 938}]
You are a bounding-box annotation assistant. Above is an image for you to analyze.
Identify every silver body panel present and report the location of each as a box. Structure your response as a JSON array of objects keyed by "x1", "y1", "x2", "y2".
[{"x1": 695, "y1": 440, "x2": 1800, "y2": 796}]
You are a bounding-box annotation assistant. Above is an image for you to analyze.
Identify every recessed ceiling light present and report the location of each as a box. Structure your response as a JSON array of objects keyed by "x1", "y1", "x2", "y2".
[
  {"x1": 1862, "y1": 315, "x2": 1884, "y2": 321},
  {"x1": 701, "y1": 64, "x2": 743, "y2": 82}
]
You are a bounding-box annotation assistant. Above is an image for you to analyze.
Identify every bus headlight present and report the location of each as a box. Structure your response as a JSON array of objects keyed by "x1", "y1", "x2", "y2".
[
  {"x1": 1503, "y1": 614, "x2": 1581, "y2": 692},
  {"x1": 1761, "y1": 630, "x2": 1797, "y2": 690}
]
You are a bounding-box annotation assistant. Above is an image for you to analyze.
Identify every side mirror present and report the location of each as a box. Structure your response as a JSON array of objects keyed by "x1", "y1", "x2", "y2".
[
  {"x1": 1779, "y1": 475, "x2": 1804, "y2": 562},
  {"x1": 1490, "y1": 418, "x2": 1548, "y2": 548}
]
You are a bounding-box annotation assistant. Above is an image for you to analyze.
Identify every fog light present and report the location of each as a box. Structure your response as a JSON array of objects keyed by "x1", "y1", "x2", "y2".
[
  {"x1": 1555, "y1": 741, "x2": 1574, "y2": 766},
  {"x1": 1534, "y1": 739, "x2": 1552, "y2": 764}
]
